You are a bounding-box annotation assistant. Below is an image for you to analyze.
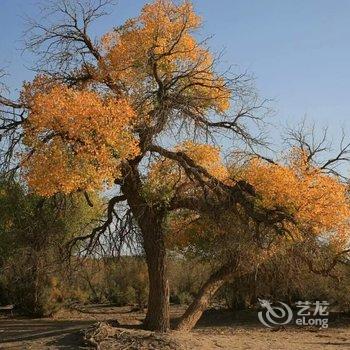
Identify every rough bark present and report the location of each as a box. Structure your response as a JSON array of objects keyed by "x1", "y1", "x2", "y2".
[
  {"x1": 143, "y1": 225, "x2": 170, "y2": 332},
  {"x1": 175, "y1": 262, "x2": 237, "y2": 332},
  {"x1": 121, "y1": 163, "x2": 170, "y2": 332}
]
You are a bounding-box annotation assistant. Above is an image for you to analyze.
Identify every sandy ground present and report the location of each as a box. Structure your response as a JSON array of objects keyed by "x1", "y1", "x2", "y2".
[{"x1": 0, "y1": 305, "x2": 349, "y2": 349}]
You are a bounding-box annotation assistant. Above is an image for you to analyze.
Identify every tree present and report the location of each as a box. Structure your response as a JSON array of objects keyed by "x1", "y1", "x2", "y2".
[
  {"x1": 1, "y1": 0, "x2": 349, "y2": 331},
  {"x1": 0, "y1": 178, "x2": 102, "y2": 315}
]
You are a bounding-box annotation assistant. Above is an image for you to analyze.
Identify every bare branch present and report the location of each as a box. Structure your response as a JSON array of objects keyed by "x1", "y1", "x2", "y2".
[
  {"x1": 24, "y1": 0, "x2": 114, "y2": 74},
  {"x1": 285, "y1": 120, "x2": 350, "y2": 180},
  {"x1": 67, "y1": 194, "x2": 127, "y2": 255}
]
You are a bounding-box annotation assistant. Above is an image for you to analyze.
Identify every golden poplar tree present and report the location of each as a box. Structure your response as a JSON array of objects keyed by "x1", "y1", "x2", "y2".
[{"x1": 1, "y1": 1, "x2": 349, "y2": 332}]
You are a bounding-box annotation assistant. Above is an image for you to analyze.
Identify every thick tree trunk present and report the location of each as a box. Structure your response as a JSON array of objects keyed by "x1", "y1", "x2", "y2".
[
  {"x1": 175, "y1": 262, "x2": 237, "y2": 331},
  {"x1": 121, "y1": 164, "x2": 170, "y2": 332},
  {"x1": 143, "y1": 229, "x2": 170, "y2": 332}
]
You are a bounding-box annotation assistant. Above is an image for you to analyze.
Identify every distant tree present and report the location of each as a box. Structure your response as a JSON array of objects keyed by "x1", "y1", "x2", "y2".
[{"x1": 0, "y1": 178, "x2": 102, "y2": 315}]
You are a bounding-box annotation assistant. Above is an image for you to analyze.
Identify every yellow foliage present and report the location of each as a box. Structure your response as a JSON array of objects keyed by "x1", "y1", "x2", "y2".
[
  {"x1": 179, "y1": 141, "x2": 229, "y2": 180},
  {"x1": 145, "y1": 141, "x2": 228, "y2": 203},
  {"x1": 21, "y1": 1, "x2": 232, "y2": 197},
  {"x1": 22, "y1": 85, "x2": 139, "y2": 196},
  {"x1": 99, "y1": 0, "x2": 230, "y2": 115},
  {"x1": 240, "y1": 150, "x2": 350, "y2": 244}
]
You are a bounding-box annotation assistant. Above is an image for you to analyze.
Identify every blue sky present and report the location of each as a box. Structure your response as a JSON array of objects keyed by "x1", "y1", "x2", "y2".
[{"x1": 1, "y1": 0, "x2": 350, "y2": 143}]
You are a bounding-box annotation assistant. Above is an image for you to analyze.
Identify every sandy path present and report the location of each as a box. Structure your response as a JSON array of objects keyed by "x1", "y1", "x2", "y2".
[{"x1": 0, "y1": 306, "x2": 349, "y2": 349}]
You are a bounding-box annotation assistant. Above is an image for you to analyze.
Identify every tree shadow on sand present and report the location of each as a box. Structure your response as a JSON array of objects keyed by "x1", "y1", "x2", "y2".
[{"x1": 0, "y1": 318, "x2": 93, "y2": 348}]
